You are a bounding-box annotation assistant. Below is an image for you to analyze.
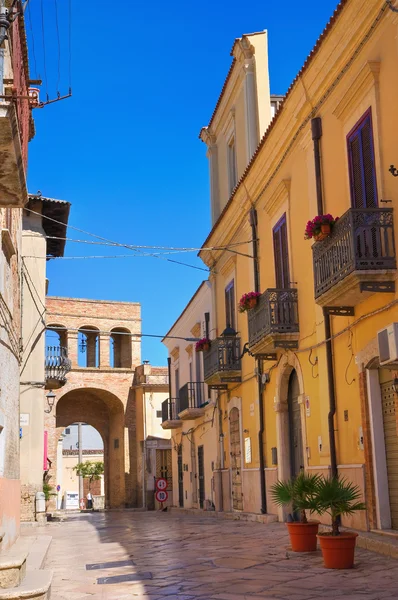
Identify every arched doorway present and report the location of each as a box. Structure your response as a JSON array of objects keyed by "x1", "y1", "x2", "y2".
[
  {"x1": 287, "y1": 370, "x2": 304, "y2": 478},
  {"x1": 230, "y1": 407, "x2": 243, "y2": 511},
  {"x1": 56, "y1": 424, "x2": 105, "y2": 509},
  {"x1": 50, "y1": 388, "x2": 127, "y2": 508}
]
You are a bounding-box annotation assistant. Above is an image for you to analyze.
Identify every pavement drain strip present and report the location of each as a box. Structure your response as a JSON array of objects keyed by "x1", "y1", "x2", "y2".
[
  {"x1": 86, "y1": 560, "x2": 136, "y2": 570},
  {"x1": 97, "y1": 572, "x2": 153, "y2": 585}
]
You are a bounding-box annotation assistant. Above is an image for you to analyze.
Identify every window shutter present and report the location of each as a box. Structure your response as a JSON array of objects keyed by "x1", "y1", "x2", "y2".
[
  {"x1": 280, "y1": 219, "x2": 290, "y2": 288},
  {"x1": 225, "y1": 280, "x2": 235, "y2": 329},
  {"x1": 273, "y1": 215, "x2": 290, "y2": 289},
  {"x1": 347, "y1": 110, "x2": 378, "y2": 208},
  {"x1": 361, "y1": 119, "x2": 377, "y2": 208},
  {"x1": 273, "y1": 229, "x2": 282, "y2": 288},
  {"x1": 349, "y1": 135, "x2": 365, "y2": 208}
]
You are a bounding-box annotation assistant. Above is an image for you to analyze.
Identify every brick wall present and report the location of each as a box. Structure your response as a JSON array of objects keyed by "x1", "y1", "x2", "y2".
[{"x1": 45, "y1": 297, "x2": 142, "y2": 509}]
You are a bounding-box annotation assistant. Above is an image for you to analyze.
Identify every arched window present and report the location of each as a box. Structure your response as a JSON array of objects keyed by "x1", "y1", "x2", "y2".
[
  {"x1": 78, "y1": 326, "x2": 100, "y2": 368},
  {"x1": 110, "y1": 327, "x2": 131, "y2": 368},
  {"x1": 46, "y1": 324, "x2": 67, "y2": 349}
]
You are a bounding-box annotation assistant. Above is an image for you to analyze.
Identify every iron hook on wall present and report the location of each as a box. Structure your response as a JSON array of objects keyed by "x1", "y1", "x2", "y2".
[{"x1": 389, "y1": 164, "x2": 398, "y2": 177}]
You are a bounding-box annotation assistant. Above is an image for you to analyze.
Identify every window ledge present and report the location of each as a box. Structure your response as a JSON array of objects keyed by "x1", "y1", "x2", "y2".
[{"x1": 1, "y1": 228, "x2": 16, "y2": 261}]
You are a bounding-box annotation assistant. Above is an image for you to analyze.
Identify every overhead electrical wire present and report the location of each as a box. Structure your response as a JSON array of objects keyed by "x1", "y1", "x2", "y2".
[
  {"x1": 68, "y1": 0, "x2": 72, "y2": 92},
  {"x1": 39, "y1": 0, "x2": 49, "y2": 100},
  {"x1": 53, "y1": 0, "x2": 61, "y2": 92},
  {"x1": 26, "y1": 1, "x2": 38, "y2": 78},
  {"x1": 26, "y1": 209, "x2": 253, "y2": 271}
]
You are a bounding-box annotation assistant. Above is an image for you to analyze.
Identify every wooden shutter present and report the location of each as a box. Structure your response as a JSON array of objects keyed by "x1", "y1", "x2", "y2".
[
  {"x1": 273, "y1": 215, "x2": 290, "y2": 289},
  {"x1": 347, "y1": 109, "x2": 378, "y2": 208},
  {"x1": 225, "y1": 280, "x2": 235, "y2": 329}
]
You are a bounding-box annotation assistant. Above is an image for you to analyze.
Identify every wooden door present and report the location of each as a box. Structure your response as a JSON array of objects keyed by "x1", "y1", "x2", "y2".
[
  {"x1": 230, "y1": 407, "x2": 243, "y2": 510},
  {"x1": 381, "y1": 380, "x2": 398, "y2": 528},
  {"x1": 288, "y1": 370, "x2": 304, "y2": 478},
  {"x1": 198, "y1": 446, "x2": 205, "y2": 509}
]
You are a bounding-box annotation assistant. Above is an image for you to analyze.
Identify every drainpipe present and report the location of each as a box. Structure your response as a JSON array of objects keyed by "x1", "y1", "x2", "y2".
[
  {"x1": 312, "y1": 116, "x2": 338, "y2": 478},
  {"x1": 204, "y1": 312, "x2": 210, "y2": 340},
  {"x1": 167, "y1": 356, "x2": 172, "y2": 400},
  {"x1": 0, "y1": 5, "x2": 9, "y2": 98},
  {"x1": 249, "y1": 207, "x2": 267, "y2": 514},
  {"x1": 323, "y1": 310, "x2": 338, "y2": 478},
  {"x1": 311, "y1": 118, "x2": 324, "y2": 217}
]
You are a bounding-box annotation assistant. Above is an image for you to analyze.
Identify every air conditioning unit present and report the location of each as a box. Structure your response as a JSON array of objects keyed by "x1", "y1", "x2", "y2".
[{"x1": 377, "y1": 323, "x2": 398, "y2": 367}]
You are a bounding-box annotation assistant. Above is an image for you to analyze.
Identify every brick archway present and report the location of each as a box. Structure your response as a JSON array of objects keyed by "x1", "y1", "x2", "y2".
[{"x1": 50, "y1": 388, "x2": 126, "y2": 508}]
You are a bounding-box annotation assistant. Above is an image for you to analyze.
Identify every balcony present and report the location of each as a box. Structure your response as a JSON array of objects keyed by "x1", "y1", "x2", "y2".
[
  {"x1": 178, "y1": 382, "x2": 207, "y2": 420},
  {"x1": 248, "y1": 289, "x2": 299, "y2": 355},
  {"x1": 161, "y1": 398, "x2": 182, "y2": 430},
  {"x1": 45, "y1": 346, "x2": 71, "y2": 390},
  {"x1": 203, "y1": 336, "x2": 241, "y2": 385},
  {"x1": 313, "y1": 208, "x2": 396, "y2": 307},
  {"x1": 0, "y1": 102, "x2": 28, "y2": 207}
]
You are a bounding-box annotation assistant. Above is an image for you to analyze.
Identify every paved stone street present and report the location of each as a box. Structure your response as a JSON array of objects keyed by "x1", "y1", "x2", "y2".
[{"x1": 30, "y1": 511, "x2": 398, "y2": 599}]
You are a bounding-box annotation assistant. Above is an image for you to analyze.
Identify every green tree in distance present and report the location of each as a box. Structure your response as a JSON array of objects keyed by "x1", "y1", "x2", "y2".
[{"x1": 73, "y1": 461, "x2": 104, "y2": 491}]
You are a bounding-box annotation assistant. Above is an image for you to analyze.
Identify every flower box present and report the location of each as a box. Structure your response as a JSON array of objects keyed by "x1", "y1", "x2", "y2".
[
  {"x1": 305, "y1": 214, "x2": 339, "y2": 241},
  {"x1": 239, "y1": 292, "x2": 261, "y2": 313}
]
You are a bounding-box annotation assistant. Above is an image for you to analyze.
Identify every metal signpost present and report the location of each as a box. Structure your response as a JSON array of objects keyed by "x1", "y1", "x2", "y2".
[{"x1": 155, "y1": 478, "x2": 168, "y2": 509}]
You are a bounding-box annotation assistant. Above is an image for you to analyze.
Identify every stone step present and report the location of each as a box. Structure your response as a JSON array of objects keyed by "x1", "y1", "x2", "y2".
[
  {"x1": 0, "y1": 571, "x2": 52, "y2": 600},
  {"x1": 0, "y1": 537, "x2": 33, "y2": 589},
  {"x1": 169, "y1": 506, "x2": 278, "y2": 524}
]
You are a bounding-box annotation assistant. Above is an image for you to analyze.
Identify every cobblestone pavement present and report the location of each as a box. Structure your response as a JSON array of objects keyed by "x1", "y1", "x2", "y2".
[{"x1": 35, "y1": 511, "x2": 398, "y2": 599}]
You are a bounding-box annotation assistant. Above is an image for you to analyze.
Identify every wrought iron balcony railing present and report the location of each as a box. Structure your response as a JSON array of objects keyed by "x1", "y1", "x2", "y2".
[
  {"x1": 248, "y1": 289, "x2": 299, "y2": 349},
  {"x1": 161, "y1": 398, "x2": 180, "y2": 423},
  {"x1": 313, "y1": 208, "x2": 396, "y2": 300},
  {"x1": 179, "y1": 382, "x2": 206, "y2": 412},
  {"x1": 45, "y1": 346, "x2": 71, "y2": 389},
  {"x1": 203, "y1": 337, "x2": 241, "y2": 383}
]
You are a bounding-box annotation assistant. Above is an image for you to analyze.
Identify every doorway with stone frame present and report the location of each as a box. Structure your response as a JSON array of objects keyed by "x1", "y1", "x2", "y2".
[
  {"x1": 366, "y1": 357, "x2": 398, "y2": 530},
  {"x1": 274, "y1": 355, "x2": 307, "y2": 518}
]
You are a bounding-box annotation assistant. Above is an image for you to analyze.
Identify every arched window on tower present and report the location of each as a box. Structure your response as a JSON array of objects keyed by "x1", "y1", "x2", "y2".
[
  {"x1": 110, "y1": 328, "x2": 132, "y2": 368},
  {"x1": 78, "y1": 326, "x2": 100, "y2": 368}
]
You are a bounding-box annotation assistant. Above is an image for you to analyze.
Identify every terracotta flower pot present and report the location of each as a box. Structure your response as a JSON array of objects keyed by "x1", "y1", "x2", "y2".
[
  {"x1": 202, "y1": 343, "x2": 210, "y2": 352},
  {"x1": 248, "y1": 297, "x2": 258, "y2": 309},
  {"x1": 286, "y1": 521, "x2": 319, "y2": 552},
  {"x1": 321, "y1": 223, "x2": 331, "y2": 235},
  {"x1": 317, "y1": 532, "x2": 358, "y2": 569}
]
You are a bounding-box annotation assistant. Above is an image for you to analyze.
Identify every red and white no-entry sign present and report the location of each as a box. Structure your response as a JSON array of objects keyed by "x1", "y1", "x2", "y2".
[
  {"x1": 155, "y1": 490, "x2": 168, "y2": 503},
  {"x1": 156, "y1": 478, "x2": 168, "y2": 491}
]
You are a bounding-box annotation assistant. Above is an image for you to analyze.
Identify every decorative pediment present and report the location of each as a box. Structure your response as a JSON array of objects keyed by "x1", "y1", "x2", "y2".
[
  {"x1": 333, "y1": 61, "x2": 380, "y2": 122},
  {"x1": 170, "y1": 346, "x2": 180, "y2": 361},
  {"x1": 190, "y1": 322, "x2": 201, "y2": 339},
  {"x1": 219, "y1": 254, "x2": 237, "y2": 277},
  {"x1": 262, "y1": 179, "x2": 291, "y2": 218}
]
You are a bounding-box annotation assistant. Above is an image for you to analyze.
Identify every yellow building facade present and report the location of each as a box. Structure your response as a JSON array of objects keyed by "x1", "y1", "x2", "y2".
[{"x1": 198, "y1": 0, "x2": 398, "y2": 531}]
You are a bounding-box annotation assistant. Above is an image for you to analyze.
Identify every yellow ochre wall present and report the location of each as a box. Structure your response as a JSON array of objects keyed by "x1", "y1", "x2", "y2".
[{"x1": 200, "y1": 0, "x2": 398, "y2": 529}]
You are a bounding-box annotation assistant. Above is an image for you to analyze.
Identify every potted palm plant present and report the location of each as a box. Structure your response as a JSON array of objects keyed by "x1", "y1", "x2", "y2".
[
  {"x1": 312, "y1": 476, "x2": 366, "y2": 569},
  {"x1": 271, "y1": 472, "x2": 321, "y2": 552}
]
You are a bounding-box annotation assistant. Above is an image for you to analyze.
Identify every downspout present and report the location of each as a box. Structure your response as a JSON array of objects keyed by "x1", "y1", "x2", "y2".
[
  {"x1": 0, "y1": 5, "x2": 10, "y2": 89},
  {"x1": 249, "y1": 207, "x2": 267, "y2": 514},
  {"x1": 311, "y1": 117, "x2": 338, "y2": 478},
  {"x1": 167, "y1": 357, "x2": 172, "y2": 401},
  {"x1": 311, "y1": 118, "x2": 324, "y2": 217},
  {"x1": 323, "y1": 311, "x2": 338, "y2": 478}
]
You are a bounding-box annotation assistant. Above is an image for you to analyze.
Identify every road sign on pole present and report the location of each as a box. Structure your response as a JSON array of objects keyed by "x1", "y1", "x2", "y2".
[
  {"x1": 155, "y1": 490, "x2": 168, "y2": 503},
  {"x1": 156, "y1": 478, "x2": 167, "y2": 491}
]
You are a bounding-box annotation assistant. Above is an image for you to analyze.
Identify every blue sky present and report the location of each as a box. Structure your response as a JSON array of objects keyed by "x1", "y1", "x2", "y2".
[{"x1": 26, "y1": 0, "x2": 340, "y2": 365}]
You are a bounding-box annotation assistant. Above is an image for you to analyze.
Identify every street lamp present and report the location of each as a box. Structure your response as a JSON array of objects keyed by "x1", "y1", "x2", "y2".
[{"x1": 45, "y1": 390, "x2": 56, "y2": 413}]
